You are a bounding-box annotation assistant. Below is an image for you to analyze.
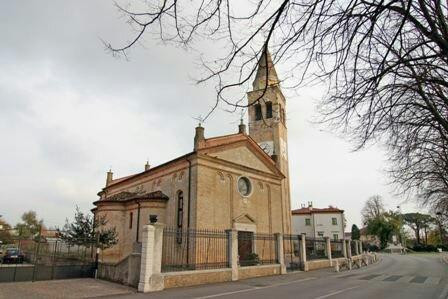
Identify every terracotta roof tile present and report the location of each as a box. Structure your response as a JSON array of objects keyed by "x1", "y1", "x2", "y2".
[{"x1": 291, "y1": 207, "x2": 344, "y2": 215}]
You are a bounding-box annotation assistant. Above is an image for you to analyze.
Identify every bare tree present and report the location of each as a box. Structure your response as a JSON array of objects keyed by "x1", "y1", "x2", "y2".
[
  {"x1": 107, "y1": 0, "x2": 448, "y2": 209},
  {"x1": 361, "y1": 195, "x2": 385, "y2": 224}
]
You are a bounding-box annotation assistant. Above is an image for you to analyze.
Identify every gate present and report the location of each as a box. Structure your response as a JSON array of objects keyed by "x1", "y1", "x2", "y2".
[
  {"x1": 283, "y1": 234, "x2": 302, "y2": 271},
  {"x1": 0, "y1": 231, "x2": 95, "y2": 283}
]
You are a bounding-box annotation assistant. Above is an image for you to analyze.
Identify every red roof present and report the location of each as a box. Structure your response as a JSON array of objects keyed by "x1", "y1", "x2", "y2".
[
  {"x1": 102, "y1": 130, "x2": 282, "y2": 191},
  {"x1": 291, "y1": 207, "x2": 344, "y2": 215}
]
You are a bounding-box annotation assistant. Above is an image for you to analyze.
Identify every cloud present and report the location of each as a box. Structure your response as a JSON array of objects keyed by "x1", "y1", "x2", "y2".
[{"x1": 0, "y1": 0, "x2": 420, "y2": 229}]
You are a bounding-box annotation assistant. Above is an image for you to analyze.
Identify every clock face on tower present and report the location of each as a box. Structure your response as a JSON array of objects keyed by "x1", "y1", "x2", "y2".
[{"x1": 258, "y1": 141, "x2": 274, "y2": 156}]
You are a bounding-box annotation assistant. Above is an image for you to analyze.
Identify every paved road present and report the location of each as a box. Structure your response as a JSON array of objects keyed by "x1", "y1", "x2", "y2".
[{"x1": 117, "y1": 254, "x2": 448, "y2": 299}]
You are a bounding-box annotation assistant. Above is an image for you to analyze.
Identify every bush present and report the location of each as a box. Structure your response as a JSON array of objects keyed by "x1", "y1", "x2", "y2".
[
  {"x1": 242, "y1": 253, "x2": 260, "y2": 266},
  {"x1": 365, "y1": 244, "x2": 380, "y2": 252}
]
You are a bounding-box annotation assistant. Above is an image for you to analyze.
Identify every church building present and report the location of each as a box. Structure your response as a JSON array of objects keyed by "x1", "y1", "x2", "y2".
[{"x1": 93, "y1": 52, "x2": 292, "y2": 263}]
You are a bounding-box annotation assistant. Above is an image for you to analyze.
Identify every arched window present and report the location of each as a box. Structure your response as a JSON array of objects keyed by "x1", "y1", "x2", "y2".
[
  {"x1": 255, "y1": 104, "x2": 262, "y2": 120},
  {"x1": 176, "y1": 191, "x2": 184, "y2": 244},
  {"x1": 266, "y1": 102, "x2": 273, "y2": 119},
  {"x1": 129, "y1": 212, "x2": 133, "y2": 229}
]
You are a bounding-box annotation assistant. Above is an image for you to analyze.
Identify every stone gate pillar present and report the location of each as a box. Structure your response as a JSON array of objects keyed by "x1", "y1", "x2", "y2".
[
  {"x1": 275, "y1": 233, "x2": 287, "y2": 274},
  {"x1": 346, "y1": 240, "x2": 352, "y2": 259},
  {"x1": 227, "y1": 229, "x2": 239, "y2": 281},
  {"x1": 342, "y1": 239, "x2": 347, "y2": 258},
  {"x1": 138, "y1": 223, "x2": 165, "y2": 292},
  {"x1": 300, "y1": 233, "x2": 308, "y2": 271},
  {"x1": 325, "y1": 237, "x2": 332, "y2": 266}
]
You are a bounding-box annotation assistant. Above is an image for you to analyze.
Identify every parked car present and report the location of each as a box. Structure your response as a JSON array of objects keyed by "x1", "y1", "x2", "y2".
[{"x1": 2, "y1": 248, "x2": 25, "y2": 264}]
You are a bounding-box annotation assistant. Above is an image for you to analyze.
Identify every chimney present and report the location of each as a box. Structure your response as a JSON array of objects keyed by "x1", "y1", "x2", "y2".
[
  {"x1": 145, "y1": 161, "x2": 150, "y2": 171},
  {"x1": 194, "y1": 124, "x2": 205, "y2": 150},
  {"x1": 238, "y1": 119, "x2": 247, "y2": 134},
  {"x1": 106, "y1": 169, "x2": 113, "y2": 186}
]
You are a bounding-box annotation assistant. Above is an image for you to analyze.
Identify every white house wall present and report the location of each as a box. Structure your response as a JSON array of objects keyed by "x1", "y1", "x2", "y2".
[{"x1": 292, "y1": 213, "x2": 344, "y2": 239}]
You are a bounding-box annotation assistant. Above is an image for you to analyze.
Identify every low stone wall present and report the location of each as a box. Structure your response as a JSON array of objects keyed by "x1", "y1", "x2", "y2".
[
  {"x1": 163, "y1": 269, "x2": 232, "y2": 289},
  {"x1": 305, "y1": 255, "x2": 367, "y2": 271},
  {"x1": 306, "y1": 259, "x2": 332, "y2": 271},
  {"x1": 162, "y1": 264, "x2": 281, "y2": 289},
  {"x1": 98, "y1": 253, "x2": 141, "y2": 287},
  {"x1": 238, "y1": 264, "x2": 281, "y2": 280}
]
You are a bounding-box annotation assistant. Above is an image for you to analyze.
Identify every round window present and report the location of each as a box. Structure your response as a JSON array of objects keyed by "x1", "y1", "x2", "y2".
[{"x1": 237, "y1": 177, "x2": 252, "y2": 196}]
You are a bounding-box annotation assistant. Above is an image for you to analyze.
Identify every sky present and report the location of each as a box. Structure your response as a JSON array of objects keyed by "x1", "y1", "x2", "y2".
[{"x1": 0, "y1": 1, "x2": 419, "y2": 230}]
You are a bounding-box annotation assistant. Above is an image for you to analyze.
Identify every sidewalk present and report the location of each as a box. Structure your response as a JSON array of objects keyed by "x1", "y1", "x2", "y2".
[{"x1": 0, "y1": 278, "x2": 136, "y2": 299}]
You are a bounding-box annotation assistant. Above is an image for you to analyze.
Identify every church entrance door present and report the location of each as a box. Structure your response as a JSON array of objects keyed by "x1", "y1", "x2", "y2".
[{"x1": 238, "y1": 231, "x2": 254, "y2": 266}]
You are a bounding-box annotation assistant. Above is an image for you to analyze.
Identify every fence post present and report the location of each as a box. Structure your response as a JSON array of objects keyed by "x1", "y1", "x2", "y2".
[
  {"x1": 227, "y1": 229, "x2": 238, "y2": 281},
  {"x1": 32, "y1": 226, "x2": 42, "y2": 282},
  {"x1": 342, "y1": 238, "x2": 347, "y2": 258},
  {"x1": 325, "y1": 237, "x2": 332, "y2": 266},
  {"x1": 275, "y1": 233, "x2": 287, "y2": 274},
  {"x1": 138, "y1": 223, "x2": 165, "y2": 293},
  {"x1": 346, "y1": 240, "x2": 352, "y2": 259},
  {"x1": 300, "y1": 233, "x2": 308, "y2": 272},
  {"x1": 354, "y1": 240, "x2": 360, "y2": 256}
]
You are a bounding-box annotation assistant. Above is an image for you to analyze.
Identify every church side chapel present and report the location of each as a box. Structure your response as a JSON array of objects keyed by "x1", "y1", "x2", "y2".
[{"x1": 92, "y1": 51, "x2": 292, "y2": 265}]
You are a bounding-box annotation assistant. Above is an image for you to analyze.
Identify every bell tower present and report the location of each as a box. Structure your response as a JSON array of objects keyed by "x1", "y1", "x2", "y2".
[{"x1": 247, "y1": 50, "x2": 291, "y2": 234}]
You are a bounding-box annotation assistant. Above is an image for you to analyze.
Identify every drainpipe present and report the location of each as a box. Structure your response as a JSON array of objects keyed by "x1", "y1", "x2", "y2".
[
  {"x1": 136, "y1": 201, "x2": 141, "y2": 243},
  {"x1": 187, "y1": 157, "x2": 192, "y2": 229},
  {"x1": 186, "y1": 157, "x2": 193, "y2": 265}
]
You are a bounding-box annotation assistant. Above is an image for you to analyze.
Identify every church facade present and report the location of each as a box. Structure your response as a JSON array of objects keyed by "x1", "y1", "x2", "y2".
[{"x1": 93, "y1": 52, "x2": 292, "y2": 263}]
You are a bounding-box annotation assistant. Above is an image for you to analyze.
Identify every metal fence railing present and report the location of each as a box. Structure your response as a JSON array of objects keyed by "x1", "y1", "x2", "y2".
[
  {"x1": 0, "y1": 229, "x2": 95, "y2": 283},
  {"x1": 161, "y1": 227, "x2": 229, "y2": 273},
  {"x1": 350, "y1": 241, "x2": 357, "y2": 255},
  {"x1": 283, "y1": 234, "x2": 302, "y2": 271},
  {"x1": 306, "y1": 238, "x2": 327, "y2": 260},
  {"x1": 330, "y1": 240, "x2": 344, "y2": 258},
  {"x1": 238, "y1": 232, "x2": 277, "y2": 266}
]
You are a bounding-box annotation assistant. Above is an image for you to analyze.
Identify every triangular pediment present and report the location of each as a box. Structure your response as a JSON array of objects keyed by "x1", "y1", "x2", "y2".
[
  {"x1": 233, "y1": 213, "x2": 256, "y2": 224},
  {"x1": 200, "y1": 137, "x2": 282, "y2": 176}
]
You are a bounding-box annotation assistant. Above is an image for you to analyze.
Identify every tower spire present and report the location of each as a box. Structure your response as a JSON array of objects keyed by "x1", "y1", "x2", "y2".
[{"x1": 252, "y1": 49, "x2": 279, "y2": 90}]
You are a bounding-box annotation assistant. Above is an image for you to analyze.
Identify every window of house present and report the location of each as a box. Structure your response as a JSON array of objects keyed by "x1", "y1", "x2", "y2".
[
  {"x1": 255, "y1": 104, "x2": 262, "y2": 120},
  {"x1": 266, "y1": 102, "x2": 273, "y2": 118},
  {"x1": 317, "y1": 231, "x2": 324, "y2": 237},
  {"x1": 305, "y1": 218, "x2": 311, "y2": 226},
  {"x1": 177, "y1": 191, "x2": 184, "y2": 244},
  {"x1": 129, "y1": 212, "x2": 133, "y2": 229},
  {"x1": 333, "y1": 234, "x2": 339, "y2": 240},
  {"x1": 332, "y1": 218, "x2": 338, "y2": 225}
]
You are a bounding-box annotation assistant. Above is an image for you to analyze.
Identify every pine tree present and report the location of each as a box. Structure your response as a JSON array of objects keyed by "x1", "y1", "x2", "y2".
[
  {"x1": 351, "y1": 224, "x2": 361, "y2": 240},
  {"x1": 58, "y1": 206, "x2": 118, "y2": 249}
]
